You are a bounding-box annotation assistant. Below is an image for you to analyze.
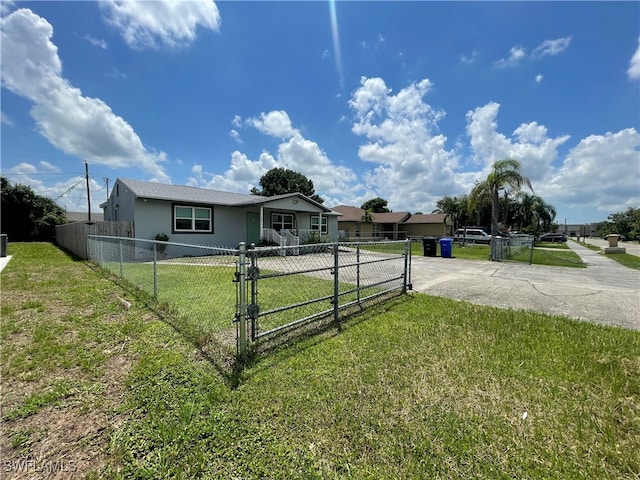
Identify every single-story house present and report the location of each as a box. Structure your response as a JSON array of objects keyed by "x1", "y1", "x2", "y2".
[
  {"x1": 331, "y1": 205, "x2": 411, "y2": 240},
  {"x1": 332, "y1": 206, "x2": 452, "y2": 240},
  {"x1": 100, "y1": 178, "x2": 340, "y2": 248},
  {"x1": 401, "y1": 213, "x2": 452, "y2": 238}
]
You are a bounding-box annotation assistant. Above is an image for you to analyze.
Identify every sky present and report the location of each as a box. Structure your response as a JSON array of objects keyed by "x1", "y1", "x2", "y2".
[{"x1": 1, "y1": 0, "x2": 639, "y2": 225}]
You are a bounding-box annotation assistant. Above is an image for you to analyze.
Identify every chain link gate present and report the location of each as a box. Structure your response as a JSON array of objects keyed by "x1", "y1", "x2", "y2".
[{"x1": 234, "y1": 240, "x2": 411, "y2": 358}]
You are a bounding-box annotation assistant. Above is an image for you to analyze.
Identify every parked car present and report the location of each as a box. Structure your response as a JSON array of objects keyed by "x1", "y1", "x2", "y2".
[
  {"x1": 538, "y1": 233, "x2": 567, "y2": 243},
  {"x1": 454, "y1": 228, "x2": 492, "y2": 244}
]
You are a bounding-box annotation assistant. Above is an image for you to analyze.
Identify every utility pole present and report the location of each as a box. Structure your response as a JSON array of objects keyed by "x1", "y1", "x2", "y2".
[
  {"x1": 105, "y1": 178, "x2": 110, "y2": 202},
  {"x1": 85, "y1": 161, "x2": 91, "y2": 222}
]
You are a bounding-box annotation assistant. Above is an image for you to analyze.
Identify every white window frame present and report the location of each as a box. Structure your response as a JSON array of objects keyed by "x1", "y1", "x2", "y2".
[
  {"x1": 271, "y1": 213, "x2": 294, "y2": 232},
  {"x1": 310, "y1": 215, "x2": 328, "y2": 234},
  {"x1": 173, "y1": 205, "x2": 212, "y2": 233}
]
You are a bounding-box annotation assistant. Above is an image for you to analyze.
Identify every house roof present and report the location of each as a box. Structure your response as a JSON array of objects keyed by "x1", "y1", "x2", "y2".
[
  {"x1": 401, "y1": 213, "x2": 448, "y2": 225},
  {"x1": 331, "y1": 205, "x2": 411, "y2": 224},
  {"x1": 116, "y1": 178, "x2": 336, "y2": 213}
]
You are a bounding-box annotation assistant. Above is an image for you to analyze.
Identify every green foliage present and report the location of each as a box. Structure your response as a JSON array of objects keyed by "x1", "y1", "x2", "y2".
[
  {"x1": 597, "y1": 207, "x2": 640, "y2": 241},
  {"x1": 4, "y1": 242, "x2": 640, "y2": 478},
  {"x1": 361, "y1": 197, "x2": 390, "y2": 213},
  {"x1": 433, "y1": 195, "x2": 469, "y2": 231},
  {"x1": 154, "y1": 233, "x2": 169, "y2": 254},
  {"x1": 1, "y1": 177, "x2": 67, "y2": 241},
  {"x1": 251, "y1": 168, "x2": 324, "y2": 204}
]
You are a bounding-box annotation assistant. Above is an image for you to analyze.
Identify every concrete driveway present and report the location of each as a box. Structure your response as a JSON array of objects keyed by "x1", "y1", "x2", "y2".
[{"x1": 410, "y1": 241, "x2": 640, "y2": 331}]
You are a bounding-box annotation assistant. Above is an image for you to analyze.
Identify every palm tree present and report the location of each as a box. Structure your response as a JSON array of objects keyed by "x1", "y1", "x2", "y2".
[
  {"x1": 468, "y1": 181, "x2": 492, "y2": 227},
  {"x1": 483, "y1": 159, "x2": 533, "y2": 237},
  {"x1": 512, "y1": 192, "x2": 556, "y2": 236},
  {"x1": 433, "y1": 195, "x2": 469, "y2": 233}
]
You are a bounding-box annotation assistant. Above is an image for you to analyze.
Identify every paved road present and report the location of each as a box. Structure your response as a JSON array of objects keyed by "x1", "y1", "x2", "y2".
[{"x1": 410, "y1": 241, "x2": 640, "y2": 331}]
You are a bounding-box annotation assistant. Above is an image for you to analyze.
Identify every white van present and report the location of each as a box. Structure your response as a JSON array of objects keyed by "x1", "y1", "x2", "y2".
[{"x1": 454, "y1": 228, "x2": 491, "y2": 244}]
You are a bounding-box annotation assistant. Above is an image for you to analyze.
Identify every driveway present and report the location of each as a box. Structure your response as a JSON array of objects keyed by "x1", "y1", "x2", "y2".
[{"x1": 410, "y1": 241, "x2": 640, "y2": 330}]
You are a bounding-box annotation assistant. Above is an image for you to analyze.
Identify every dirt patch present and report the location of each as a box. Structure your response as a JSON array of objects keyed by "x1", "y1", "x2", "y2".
[{"x1": 0, "y1": 355, "x2": 132, "y2": 479}]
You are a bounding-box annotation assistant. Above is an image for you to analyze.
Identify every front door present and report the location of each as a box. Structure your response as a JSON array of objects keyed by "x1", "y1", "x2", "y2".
[{"x1": 247, "y1": 212, "x2": 260, "y2": 245}]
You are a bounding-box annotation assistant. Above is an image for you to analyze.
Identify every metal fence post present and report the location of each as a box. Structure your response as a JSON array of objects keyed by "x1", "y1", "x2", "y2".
[
  {"x1": 237, "y1": 242, "x2": 248, "y2": 359},
  {"x1": 153, "y1": 242, "x2": 158, "y2": 298},
  {"x1": 119, "y1": 239, "x2": 124, "y2": 278},
  {"x1": 333, "y1": 242, "x2": 339, "y2": 324},
  {"x1": 356, "y1": 242, "x2": 361, "y2": 303},
  {"x1": 403, "y1": 238, "x2": 410, "y2": 292}
]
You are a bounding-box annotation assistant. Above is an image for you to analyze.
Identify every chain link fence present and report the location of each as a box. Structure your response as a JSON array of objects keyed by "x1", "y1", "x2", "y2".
[
  {"x1": 87, "y1": 235, "x2": 238, "y2": 350},
  {"x1": 490, "y1": 234, "x2": 535, "y2": 263},
  {"x1": 240, "y1": 240, "x2": 410, "y2": 346},
  {"x1": 87, "y1": 236, "x2": 411, "y2": 358}
]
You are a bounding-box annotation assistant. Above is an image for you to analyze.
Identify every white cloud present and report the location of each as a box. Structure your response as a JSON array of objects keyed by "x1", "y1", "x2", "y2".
[
  {"x1": 99, "y1": 0, "x2": 221, "y2": 50},
  {"x1": 460, "y1": 49, "x2": 478, "y2": 64},
  {"x1": 84, "y1": 34, "x2": 108, "y2": 49},
  {"x1": 535, "y1": 74, "x2": 543, "y2": 83},
  {"x1": 187, "y1": 150, "x2": 277, "y2": 192},
  {"x1": 539, "y1": 128, "x2": 640, "y2": 214},
  {"x1": 464, "y1": 102, "x2": 640, "y2": 219},
  {"x1": 1, "y1": 9, "x2": 169, "y2": 182},
  {"x1": 495, "y1": 37, "x2": 571, "y2": 68},
  {"x1": 494, "y1": 46, "x2": 526, "y2": 68},
  {"x1": 107, "y1": 67, "x2": 126, "y2": 79},
  {"x1": 349, "y1": 76, "x2": 463, "y2": 211},
  {"x1": 1, "y1": 111, "x2": 14, "y2": 126},
  {"x1": 248, "y1": 110, "x2": 297, "y2": 139},
  {"x1": 628, "y1": 37, "x2": 640, "y2": 80},
  {"x1": 229, "y1": 129, "x2": 242, "y2": 143},
  {"x1": 531, "y1": 36, "x2": 572, "y2": 58},
  {"x1": 0, "y1": 0, "x2": 15, "y2": 15},
  {"x1": 4, "y1": 163, "x2": 105, "y2": 214},
  {"x1": 465, "y1": 102, "x2": 570, "y2": 181},
  {"x1": 188, "y1": 111, "x2": 358, "y2": 202}
]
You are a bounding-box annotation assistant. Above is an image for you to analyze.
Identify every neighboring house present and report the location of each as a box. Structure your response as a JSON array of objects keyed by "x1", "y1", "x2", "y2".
[
  {"x1": 401, "y1": 213, "x2": 452, "y2": 238},
  {"x1": 100, "y1": 178, "x2": 340, "y2": 248},
  {"x1": 332, "y1": 205, "x2": 411, "y2": 240}
]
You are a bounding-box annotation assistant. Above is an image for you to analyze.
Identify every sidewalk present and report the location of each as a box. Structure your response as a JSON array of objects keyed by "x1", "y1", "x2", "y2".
[
  {"x1": 0, "y1": 256, "x2": 11, "y2": 272},
  {"x1": 411, "y1": 240, "x2": 640, "y2": 331},
  {"x1": 579, "y1": 237, "x2": 640, "y2": 257}
]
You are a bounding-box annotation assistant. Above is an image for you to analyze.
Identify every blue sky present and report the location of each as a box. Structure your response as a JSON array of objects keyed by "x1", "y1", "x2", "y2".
[{"x1": 1, "y1": 1, "x2": 639, "y2": 225}]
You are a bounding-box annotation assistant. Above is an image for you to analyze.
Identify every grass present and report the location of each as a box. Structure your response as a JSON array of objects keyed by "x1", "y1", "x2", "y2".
[
  {"x1": 410, "y1": 240, "x2": 585, "y2": 267},
  {"x1": 1, "y1": 242, "x2": 639, "y2": 478},
  {"x1": 606, "y1": 252, "x2": 640, "y2": 270},
  {"x1": 100, "y1": 252, "x2": 396, "y2": 344},
  {"x1": 574, "y1": 240, "x2": 640, "y2": 270}
]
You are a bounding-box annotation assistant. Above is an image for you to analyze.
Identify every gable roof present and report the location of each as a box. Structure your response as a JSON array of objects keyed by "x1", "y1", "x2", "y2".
[
  {"x1": 116, "y1": 178, "x2": 336, "y2": 212},
  {"x1": 401, "y1": 213, "x2": 448, "y2": 225},
  {"x1": 331, "y1": 205, "x2": 410, "y2": 223}
]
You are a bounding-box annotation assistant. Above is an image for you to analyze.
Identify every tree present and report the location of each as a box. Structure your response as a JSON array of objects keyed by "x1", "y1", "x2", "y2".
[
  {"x1": 361, "y1": 197, "x2": 390, "y2": 213},
  {"x1": 1, "y1": 177, "x2": 67, "y2": 242},
  {"x1": 598, "y1": 207, "x2": 640, "y2": 240},
  {"x1": 251, "y1": 168, "x2": 324, "y2": 204},
  {"x1": 468, "y1": 181, "x2": 492, "y2": 226},
  {"x1": 433, "y1": 195, "x2": 469, "y2": 232},
  {"x1": 510, "y1": 192, "x2": 556, "y2": 236},
  {"x1": 477, "y1": 159, "x2": 533, "y2": 237}
]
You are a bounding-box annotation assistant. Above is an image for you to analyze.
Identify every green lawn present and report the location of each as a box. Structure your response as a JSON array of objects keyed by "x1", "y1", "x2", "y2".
[{"x1": 1, "y1": 243, "x2": 638, "y2": 479}]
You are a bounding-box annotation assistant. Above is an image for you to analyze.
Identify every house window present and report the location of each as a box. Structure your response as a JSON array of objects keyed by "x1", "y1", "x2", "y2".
[
  {"x1": 310, "y1": 216, "x2": 328, "y2": 234},
  {"x1": 271, "y1": 213, "x2": 294, "y2": 232},
  {"x1": 373, "y1": 223, "x2": 380, "y2": 237},
  {"x1": 174, "y1": 205, "x2": 212, "y2": 232},
  {"x1": 355, "y1": 222, "x2": 361, "y2": 237}
]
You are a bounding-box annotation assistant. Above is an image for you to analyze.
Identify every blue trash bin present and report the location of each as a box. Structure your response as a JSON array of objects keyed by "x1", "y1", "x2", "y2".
[{"x1": 439, "y1": 238, "x2": 453, "y2": 258}]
